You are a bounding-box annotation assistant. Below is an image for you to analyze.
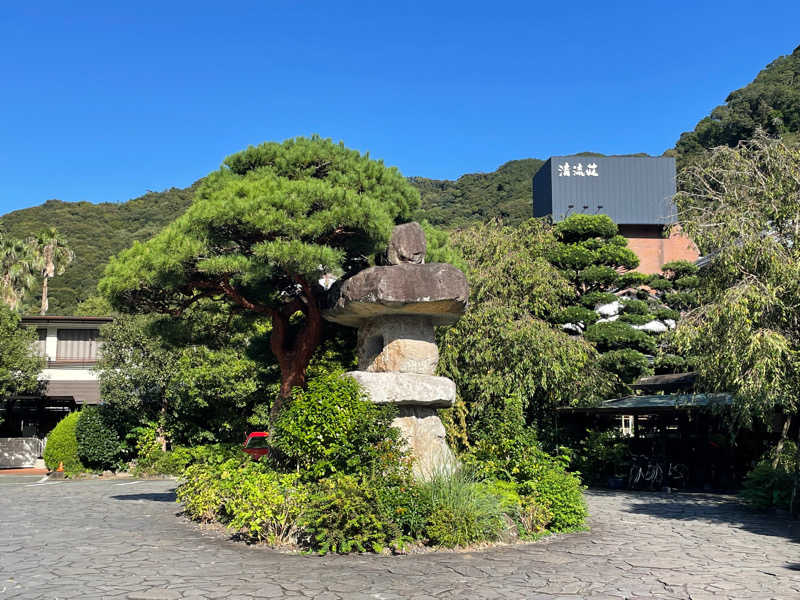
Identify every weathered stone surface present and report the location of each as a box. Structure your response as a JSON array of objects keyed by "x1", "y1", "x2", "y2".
[
  {"x1": 0, "y1": 437, "x2": 42, "y2": 468},
  {"x1": 4, "y1": 478, "x2": 800, "y2": 598},
  {"x1": 392, "y1": 406, "x2": 456, "y2": 478},
  {"x1": 633, "y1": 319, "x2": 669, "y2": 333},
  {"x1": 323, "y1": 263, "x2": 468, "y2": 327},
  {"x1": 357, "y1": 316, "x2": 438, "y2": 374},
  {"x1": 345, "y1": 371, "x2": 455, "y2": 407},
  {"x1": 596, "y1": 300, "x2": 623, "y2": 317},
  {"x1": 387, "y1": 222, "x2": 426, "y2": 265}
]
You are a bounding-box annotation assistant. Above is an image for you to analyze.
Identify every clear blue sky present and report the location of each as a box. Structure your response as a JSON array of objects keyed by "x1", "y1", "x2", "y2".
[{"x1": 1, "y1": 1, "x2": 799, "y2": 214}]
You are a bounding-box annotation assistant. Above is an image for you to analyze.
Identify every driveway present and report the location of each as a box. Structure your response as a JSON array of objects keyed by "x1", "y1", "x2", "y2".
[{"x1": 0, "y1": 477, "x2": 798, "y2": 599}]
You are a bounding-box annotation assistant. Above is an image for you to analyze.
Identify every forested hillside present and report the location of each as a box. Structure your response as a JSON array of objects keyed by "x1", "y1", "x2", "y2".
[
  {"x1": 675, "y1": 45, "x2": 800, "y2": 162},
  {"x1": 0, "y1": 185, "x2": 197, "y2": 314},
  {"x1": 411, "y1": 158, "x2": 544, "y2": 227},
  {"x1": 0, "y1": 158, "x2": 547, "y2": 314}
]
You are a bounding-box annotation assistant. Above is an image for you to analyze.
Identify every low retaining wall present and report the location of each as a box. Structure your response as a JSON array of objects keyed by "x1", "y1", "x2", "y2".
[{"x1": 0, "y1": 438, "x2": 44, "y2": 468}]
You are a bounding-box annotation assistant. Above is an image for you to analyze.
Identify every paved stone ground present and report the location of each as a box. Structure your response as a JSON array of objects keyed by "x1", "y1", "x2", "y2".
[{"x1": 1, "y1": 477, "x2": 799, "y2": 599}]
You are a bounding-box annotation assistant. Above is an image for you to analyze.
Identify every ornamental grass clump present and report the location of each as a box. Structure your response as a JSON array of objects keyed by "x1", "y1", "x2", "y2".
[{"x1": 418, "y1": 467, "x2": 506, "y2": 548}]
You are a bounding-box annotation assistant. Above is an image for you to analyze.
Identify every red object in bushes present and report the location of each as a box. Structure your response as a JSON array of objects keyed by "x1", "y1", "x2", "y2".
[{"x1": 242, "y1": 432, "x2": 270, "y2": 461}]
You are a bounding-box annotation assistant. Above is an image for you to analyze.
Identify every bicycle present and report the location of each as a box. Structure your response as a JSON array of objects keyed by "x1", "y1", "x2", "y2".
[
  {"x1": 666, "y1": 462, "x2": 689, "y2": 489},
  {"x1": 628, "y1": 455, "x2": 664, "y2": 490}
]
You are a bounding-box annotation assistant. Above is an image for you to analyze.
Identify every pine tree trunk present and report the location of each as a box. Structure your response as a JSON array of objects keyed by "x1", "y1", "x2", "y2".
[{"x1": 269, "y1": 283, "x2": 324, "y2": 420}]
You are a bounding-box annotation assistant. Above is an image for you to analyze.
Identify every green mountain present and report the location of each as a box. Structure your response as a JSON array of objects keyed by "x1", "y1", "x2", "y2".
[
  {"x1": 411, "y1": 158, "x2": 545, "y2": 227},
  {"x1": 0, "y1": 186, "x2": 197, "y2": 314},
  {"x1": 675, "y1": 45, "x2": 800, "y2": 162},
  {"x1": 0, "y1": 159, "x2": 548, "y2": 314}
]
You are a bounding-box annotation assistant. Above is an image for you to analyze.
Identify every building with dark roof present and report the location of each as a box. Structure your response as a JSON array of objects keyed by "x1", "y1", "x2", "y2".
[{"x1": 533, "y1": 155, "x2": 699, "y2": 273}]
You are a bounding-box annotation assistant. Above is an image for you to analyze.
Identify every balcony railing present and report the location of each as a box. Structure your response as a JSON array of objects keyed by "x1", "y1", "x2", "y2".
[{"x1": 46, "y1": 358, "x2": 99, "y2": 368}]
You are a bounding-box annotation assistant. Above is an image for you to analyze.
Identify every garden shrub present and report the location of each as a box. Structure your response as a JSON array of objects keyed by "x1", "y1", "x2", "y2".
[
  {"x1": 616, "y1": 313, "x2": 654, "y2": 325},
  {"x1": 598, "y1": 348, "x2": 652, "y2": 382},
  {"x1": 519, "y1": 467, "x2": 587, "y2": 532},
  {"x1": 579, "y1": 291, "x2": 617, "y2": 308},
  {"x1": 621, "y1": 299, "x2": 649, "y2": 314},
  {"x1": 462, "y1": 422, "x2": 587, "y2": 532},
  {"x1": 585, "y1": 321, "x2": 657, "y2": 354},
  {"x1": 268, "y1": 371, "x2": 404, "y2": 480},
  {"x1": 653, "y1": 307, "x2": 680, "y2": 321},
  {"x1": 570, "y1": 429, "x2": 630, "y2": 486},
  {"x1": 740, "y1": 441, "x2": 799, "y2": 511},
  {"x1": 178, "y1": 458, "x2": 309, "y2": 544},
  {"x1": 419, "y1": 468, "x2": 506, "y2": 548},
  {"x1": 653, "y1": 353, "x2": 688, "y2": 374},
  {"x1": 375, "y1": 474, "x2": 433, "y2": 540},
  {"x1": 300, "y1": 473, "x2": 403, "y2": 553},
  {"x1": 648, "y1": 277, "x2": 674, "y2": 291},
  {"x1": 76, "y1": 405, "x2": 122, "y2": 471},
  {"x1": 43, "y1": 411, "x2": 85, "y2": 475},
  {"x1": 552, "y1": 305, "x2": 598, "y2": 326},
  {"x1": 664, "y1": 291, "x2": 698, "y2": 311}
]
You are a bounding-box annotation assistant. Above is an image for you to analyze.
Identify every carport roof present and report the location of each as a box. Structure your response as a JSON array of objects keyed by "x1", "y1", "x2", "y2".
[{"x1": 558, "y1": 393, "x2": 733, "y2": 415}]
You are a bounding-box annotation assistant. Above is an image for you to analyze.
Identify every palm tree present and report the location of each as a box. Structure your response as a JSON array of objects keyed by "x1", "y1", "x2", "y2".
[
  {"x1": 0, "y1": 234, "x2": 36, "y2": 310},
  {"x1": 30, "y1": 228, "x2": 74, "y2": 315}
]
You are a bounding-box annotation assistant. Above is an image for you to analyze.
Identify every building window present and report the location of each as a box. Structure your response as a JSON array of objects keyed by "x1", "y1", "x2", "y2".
[
  {"x1": 35, "y1": 328, "x2": 47, "y2": 357},
  {"x1": 621, "y1": 415, "x2": 634, "y2": 437},
  {"x1": 56, "y1": 329, "x2": 100, "y2": 361}
]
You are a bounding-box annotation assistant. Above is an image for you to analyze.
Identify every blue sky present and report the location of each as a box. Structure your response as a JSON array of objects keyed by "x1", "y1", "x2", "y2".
[{"x1": 1, "y1": 1, "x2": 799, "y2": 214}]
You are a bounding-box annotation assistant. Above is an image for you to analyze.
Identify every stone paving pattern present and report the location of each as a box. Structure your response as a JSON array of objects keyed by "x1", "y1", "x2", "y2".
[{"x1": 1, "y1": 478, "x2": 799, "y2": 599}]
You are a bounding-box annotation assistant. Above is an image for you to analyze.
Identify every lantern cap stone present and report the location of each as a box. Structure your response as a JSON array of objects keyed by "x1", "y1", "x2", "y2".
[{"x1": 322, "y1": 263, "x2": 468, "y2": 327}]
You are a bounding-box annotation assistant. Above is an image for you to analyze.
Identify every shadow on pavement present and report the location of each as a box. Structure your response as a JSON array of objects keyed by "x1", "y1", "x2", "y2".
[
  {"x1": 111, "y1": 491, "x2": 177, "y2": 502},
  {"x1": 592, "y1": 489, "x2": 800, "y2": 543}
]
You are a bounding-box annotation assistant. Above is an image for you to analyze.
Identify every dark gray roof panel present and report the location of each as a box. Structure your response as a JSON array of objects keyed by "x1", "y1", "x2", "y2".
[{"x1": 533, "y1": 156, "x2": 677, "y2": 225}]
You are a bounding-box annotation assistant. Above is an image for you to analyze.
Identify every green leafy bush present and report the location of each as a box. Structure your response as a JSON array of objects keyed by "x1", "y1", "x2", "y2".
[
  {"x1": 375, "y1": 475, "x2": 433, "y2": 540},
  {"x1": 461, "y1": 421, "x2": 587, "y2": 533},
  {"x1": 579, "y1": 291, "x2": 617, "y2": 308},
  {"x1": 598, "y1": 348, "x2": 652, "y2": 382},
  {"x1": 552, "y1": 305, "x2": 598, "y2": 326},
  {"x1": 616, "y1": 313, "x2": 654, "y2": 325},
  {"x1": 648, "y1": 277, "x2": 674, "y2": 291},
  {"x1": 653, "y1": 353, "x2": 688, "y2": 374},
  {"x1": 519, "y1": 468, "x2": 587, "y2": 532},
  {"x1": 653, "y1": 307, "x2": 680, "y2": 321},
  {"x1": 268, "y1": 371, "x2": 404, "y2": 480},
  {"x1": 618, "y1": 271, "x2": 651, "y2": 288},
  {"x1": 76, "y1": 406, "x2": 122, "y2": 471},
  {"x1": 178, "y1": 458, "x2": 308, "y2": 544},
  {"x1": 621, "y1": 299, "x2": 649, "y2": 314},
  {"x1": 661, "y1": 260, "x2": 698, "y2": 279},
  {"x1": 554, "y1": 214, "x2": 617, "y2": 242},
  {"x1": 43, "y1": 412, "x2": 85, "y2": 476},
  {"x1": 740, "y1": 442, "x2": 799, "y2": 511},
  {"x1": 419, "y1": 468, "x2": 506, "y2": 548},
  {"x1": 585, "y1": 322, "x2": 657, "y2": 354},
  {"x1": 674, "y1": 275, "x2": 701, "y2": 290},
  {"x1": 570, "y1": 429, "x2": 630, "y2": 485},
  {"x1": 300, "y1": 473, "x2": 402, "y2": 554},
  {"x1": 577, "y1": 265, "x2": 618, "y2": 288},
  {"x1": 664, "y1": 291, "x2": 698, "y2": 311}
]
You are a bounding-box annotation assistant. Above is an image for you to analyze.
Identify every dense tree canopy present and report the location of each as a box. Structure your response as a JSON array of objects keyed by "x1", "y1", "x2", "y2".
[
  {"x1": 673, "y1": 132, "x2": 800, "y2": 444},
  {"x1": 675, "y1": 45, "x2": 800, "y2": 163},
  {"x1": 99, "y1": 136, "x2": 419, "y2": 410},
  {"x1": 438, "y1": 219, "x2": 612, "y2": 447},
  {"x1": 0, "y1": 306, "x2": 42, "y2": 402}
]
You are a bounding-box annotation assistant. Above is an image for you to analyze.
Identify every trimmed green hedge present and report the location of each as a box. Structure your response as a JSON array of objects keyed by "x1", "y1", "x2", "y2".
[
  {"x1": 43, "y1": 412, "x2": 85, "y2": 476},
  {"x1": 76, "y1": 406, "x2": 122, "y2": 471}
]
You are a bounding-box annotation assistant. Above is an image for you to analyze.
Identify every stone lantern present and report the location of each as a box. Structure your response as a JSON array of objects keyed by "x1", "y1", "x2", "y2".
[{"x1": 323, "y1": 222, "x2": 468, "y2": 477}]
